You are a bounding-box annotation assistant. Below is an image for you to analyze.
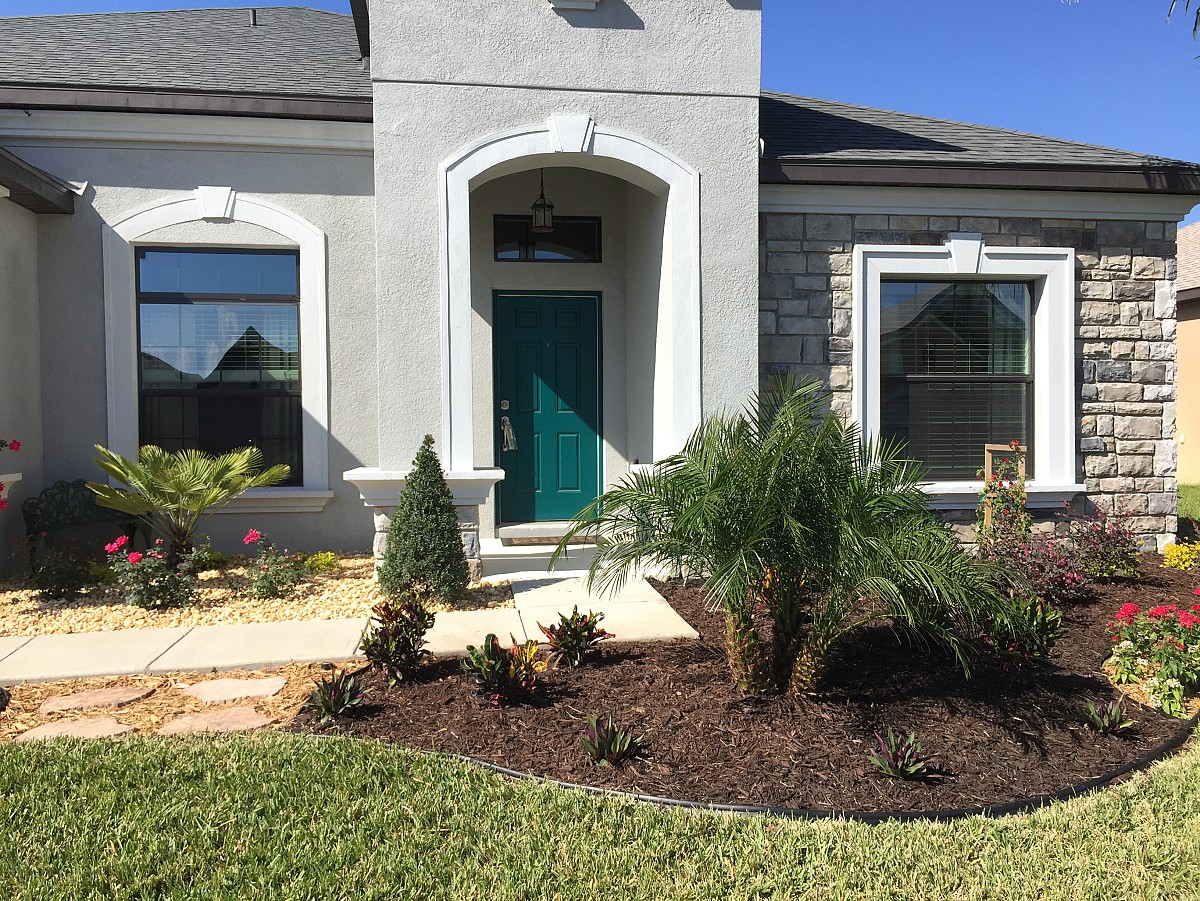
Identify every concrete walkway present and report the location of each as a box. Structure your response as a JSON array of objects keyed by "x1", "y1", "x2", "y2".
[{"x1": 0, "y1": 571, "x2": 698, "y2": 685}]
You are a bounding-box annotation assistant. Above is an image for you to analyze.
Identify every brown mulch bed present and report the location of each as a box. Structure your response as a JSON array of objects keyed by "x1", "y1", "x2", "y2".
[{"x1": 291, "y1": 556, "x2": 1197, "y2": 814}]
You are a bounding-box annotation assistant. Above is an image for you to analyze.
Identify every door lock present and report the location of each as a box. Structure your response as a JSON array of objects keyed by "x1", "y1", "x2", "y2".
[{"x1": 500, "y1": 416, "x2": 518, "y2": 452}]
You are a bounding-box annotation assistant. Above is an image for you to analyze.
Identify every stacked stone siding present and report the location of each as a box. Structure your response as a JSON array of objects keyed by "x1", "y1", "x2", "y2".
[{"x1": 759, "y1": 213, "x2": 1178, "y2": 548}]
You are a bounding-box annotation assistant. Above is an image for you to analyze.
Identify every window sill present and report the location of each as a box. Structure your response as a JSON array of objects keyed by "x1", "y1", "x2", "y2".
[
  {"x1": 213, "y1": 489, "x2": 335, "y2": 514},
  {"x1": 922, "y1": 481, "x2": 1086, "y2": 511}
]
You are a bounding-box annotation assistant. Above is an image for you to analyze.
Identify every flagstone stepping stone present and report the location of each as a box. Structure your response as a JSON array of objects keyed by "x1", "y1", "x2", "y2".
[
  {"x1": 180, "y1": 677, "x2": 287, "y2": 705},
  {"x1": 158, "y1": 706, "x2": 275, "y2": 736},
  {"x1": 16, "y1": 717, "x2": 135, "y2": 742},
  {"x1": 39, "y1": 685, "x2": 156, "y2": 715}
]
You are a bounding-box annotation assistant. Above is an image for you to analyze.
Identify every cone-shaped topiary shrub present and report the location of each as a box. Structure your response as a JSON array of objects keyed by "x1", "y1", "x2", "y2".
[{"x1": 378, "y1": 435, "x2": 470, "y2": 602}]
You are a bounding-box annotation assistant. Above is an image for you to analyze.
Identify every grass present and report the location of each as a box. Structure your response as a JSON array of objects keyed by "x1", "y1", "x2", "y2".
[
  {"x1": 2, "y1": 734, "x2": 1200, "y2": 900},
  {"x1": 1179, "y1": 484, "x2": 1200, "y2": 523}
]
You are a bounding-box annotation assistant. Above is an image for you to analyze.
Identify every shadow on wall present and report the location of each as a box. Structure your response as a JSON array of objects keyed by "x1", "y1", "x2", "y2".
[{"x1": 554, "y1": 0, "x2": 643, "y2": 30}]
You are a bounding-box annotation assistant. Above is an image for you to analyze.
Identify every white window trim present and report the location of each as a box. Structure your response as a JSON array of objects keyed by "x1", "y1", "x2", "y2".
[
  {"x1": 853, "y1": 233, "x2": 1085, "y2": 509},
  {"x1": 101, "y1": 187, "x2": 332, "y2": 513}
]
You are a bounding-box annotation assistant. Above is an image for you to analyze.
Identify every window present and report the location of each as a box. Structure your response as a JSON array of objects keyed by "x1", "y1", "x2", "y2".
[
  {"x1": 494, "y1": 215, "x2": 602, "y2": 262},
  {"x1": 879, "y1": 281, "x2": 1033, "y2": 480},
  {"x1": 136, "y1": 247, "x2": 302, "y2": 486}
]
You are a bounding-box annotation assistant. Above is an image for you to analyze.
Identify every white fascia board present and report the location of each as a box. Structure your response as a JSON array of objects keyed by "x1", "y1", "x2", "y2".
[
  {"x1": 0, "y1": 109, "x2": 373, "y2": 154},
  {"x1": 760, "y1": 183, "x2": 1200, "y2": 222}
]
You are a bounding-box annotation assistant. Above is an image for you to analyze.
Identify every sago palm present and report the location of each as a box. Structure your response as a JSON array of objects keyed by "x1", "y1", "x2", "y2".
[
  {"x1": 553, "y1": 375, "x2": 1008, "y2": 695},
  {"x1": 89, "y1": 445, "x2": 289, "y2": 561}
]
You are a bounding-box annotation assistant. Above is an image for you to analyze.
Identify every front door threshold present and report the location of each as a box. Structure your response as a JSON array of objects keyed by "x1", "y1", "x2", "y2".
[{"x1": 497, "y1": 521, "x2": 595, "y2": 546}]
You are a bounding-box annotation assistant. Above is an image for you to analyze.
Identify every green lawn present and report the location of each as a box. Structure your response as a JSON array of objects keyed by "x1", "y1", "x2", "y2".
[
  {"x1": 2, "y1": 733, "x2": 1199, "y2": 900},
  {"x1": 1180, "y1": 484, "x2": 1200, "y2": 523}
]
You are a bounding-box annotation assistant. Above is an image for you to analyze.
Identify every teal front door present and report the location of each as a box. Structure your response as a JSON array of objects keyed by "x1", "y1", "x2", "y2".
[{"x1": 494, "y1": 292, "x2": 601, "y2": 523}]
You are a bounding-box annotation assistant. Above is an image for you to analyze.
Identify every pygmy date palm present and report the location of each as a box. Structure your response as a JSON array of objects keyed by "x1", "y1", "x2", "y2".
[{"x1": 552, "y1": 376, "x2": 1008, "y2": 695}]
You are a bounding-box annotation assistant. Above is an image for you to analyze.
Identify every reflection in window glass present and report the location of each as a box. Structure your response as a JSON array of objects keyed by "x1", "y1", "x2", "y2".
[
  {"x1": 494, "y1": 216, "x2": 601, "y2": 262},
  {"x1": 879, "y1": 281, "x2": 1033, "y2": 480},
  {"x1": 137, "y1": 248, "x2": 299, "y2": 296}
]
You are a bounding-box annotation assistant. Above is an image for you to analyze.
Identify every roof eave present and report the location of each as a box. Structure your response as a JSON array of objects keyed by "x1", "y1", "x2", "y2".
[
  {"x1": 0, "y1": 146, "x2": 73, "y2": 214},
  {"x1": 0, "y1": 85, "x2": 373, "y2": 123},
  {"x1": 760, "y1": 159, "x2": 1200, "y2": 195}
]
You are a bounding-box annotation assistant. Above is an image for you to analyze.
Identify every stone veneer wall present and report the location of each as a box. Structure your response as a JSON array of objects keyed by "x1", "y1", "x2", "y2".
[{"x1": 759, "y1": 213, "x2": 1179, "y2": 548}]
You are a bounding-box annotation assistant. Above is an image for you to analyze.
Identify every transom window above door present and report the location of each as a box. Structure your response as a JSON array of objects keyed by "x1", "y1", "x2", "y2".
[
  {"x1": 494, "y1": 215, "x2": 602, "y2": 262},
  {"x1": 879, "y1": 280, "x2": 1033, "y2": 481},
  {"x1": 135, "y1": 247, "x2": 303, "y2": 485}
]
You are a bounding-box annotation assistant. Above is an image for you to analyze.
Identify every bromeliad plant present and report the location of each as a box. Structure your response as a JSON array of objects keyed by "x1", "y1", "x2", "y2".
[
  {"x1": 868, "y1": 728, "x2": 935, "y2": 781},
  {"x1": 1108, "y1": 601, "x2": 1200, "y2": 717},
  {"x1": 1084, "y1": 698, "x2": 1136, "y2": 736},
  {"x1": 538, "y1": 606, "x2": 613, "y2": 668},
  {"x1": 89, "y1": 445, "x2": 289, "y2": 564},
  {"x1": 552, "y1": 375, "x2": 1009, "y2": 696},
  {"x1": 306, "y1": 667, "x2": 368, "y2": 723},
  {"x1": 581, "y1": 715, "x2": 642, "y2": 767},
  {"x1": 359, "y1": 593, "x2": 436, "y2": 685},
  {"x1": 461, "y1": 633, "x2": 546, "y2": 706}
]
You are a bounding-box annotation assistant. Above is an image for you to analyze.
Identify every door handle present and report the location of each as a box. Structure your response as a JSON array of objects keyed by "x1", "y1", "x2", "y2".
[{"x1": 500, "y1": 416, "x2": 518, "y2": 452}]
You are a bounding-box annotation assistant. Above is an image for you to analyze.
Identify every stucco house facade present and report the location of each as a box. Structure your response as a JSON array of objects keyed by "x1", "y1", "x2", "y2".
[{"x1": 1, "y1": 1, "x2": 1197, "y2": 574}]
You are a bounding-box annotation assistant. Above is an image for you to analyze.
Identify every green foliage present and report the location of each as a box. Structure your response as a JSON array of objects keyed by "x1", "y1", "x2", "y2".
[
  {"x1": 88, "y1": 444, "x2": 289, "y2": 561},
  {"x1": 538, "y1": 606, "x2": 613, "y2": 668},
  {"x1": 30, "y1": 548, "x2": 91, "y2": 600},
  {"x1": 581, "y1": 715, "x2": 642, "y2": 767},
  {"x1": 359, "y1": 594, "x2": 436, "y2": 685},
  {"x1": 988, "y1": 594, "x2": 1064, "y2": 665},
  {"x1": 1084, "y1": 699, "x2": 1135, "y2": 736},
  {"x1": 107, "y1": 540, "x2": 197, "y2": 610},
  {"x1": 461, "y1": 633, "x2": 546, "y2": 706},
  {"x1": 190, "y1": 544, "x2": 232, "y2": 573},
  {"x1": 306, "y1": 668, "x2": 368, "y2": 723},
  {"x1": 867, "y1": 728, "x2": 934, "y2": 781},
  {"x1": 303, "y1": 551, "x2": 340, "y2": 575},
  {"x1": 553, "y1": 375, "x2": 1007, "y2": 695},
  {"x1": 378, "y1": 435, "x2": 470, "y2": 603},
  {"x1": 243, "y1": 530, "x2": 306, "y2": 599}
]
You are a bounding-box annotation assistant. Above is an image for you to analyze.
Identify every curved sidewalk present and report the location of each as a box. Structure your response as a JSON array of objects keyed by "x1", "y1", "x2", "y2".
[{"x1": 0, "y1": 577, "x2": 698, "y2": 685}]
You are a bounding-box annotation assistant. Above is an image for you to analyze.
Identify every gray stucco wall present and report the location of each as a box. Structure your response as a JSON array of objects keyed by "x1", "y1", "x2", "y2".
[
  {"x1": 759, "y1": 211, "x2": 1179, "y2": 548},
  {"x1": 4, "y1": 136, "x2": 378, "y2": 555},
  {"x1": 0, "y1": 199, "x2": 43, "y2": 572}
]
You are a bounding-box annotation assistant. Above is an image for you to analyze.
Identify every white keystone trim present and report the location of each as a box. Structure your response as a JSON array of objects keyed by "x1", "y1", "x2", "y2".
[
  {"x1": 852, "y1": 236, "x2": 1082, "y2": 505},
  {"x1": 437, "y1": 119, "x2": 702, "y2": 473},
  {"x1": 101, "y1": 189, "x2": 331, "y2": 504}
]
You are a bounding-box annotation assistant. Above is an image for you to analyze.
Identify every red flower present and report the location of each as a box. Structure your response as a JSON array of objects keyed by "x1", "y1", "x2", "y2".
[
  {"x1": 7, "y1": 441, "x2": 18, "y2": 451},
  {"x1": 1192, "y1": 603, "x2": 1200, "y2": 613},
  {"x1": 1178, "y1": 611, "x2": 1200, "y2": 629},
  {"x1": 1148, "y1": 605, "x2": 1177, "y2": 618},
  {"x1": 1116, "y1": 602, "x2": 1141, "y2": 622},
  {"x1": 127, "y1": 551, "x2": 143, "y2": 565},
  {"x1": 104, "y1": 534, "x2": 130, "y2": 554},
  {"x1": 0, "y1": 499, "x2": 6, "y2": 511},
  {"x1": 243, "y1": 529, "x2": 262, "y2": 545}
]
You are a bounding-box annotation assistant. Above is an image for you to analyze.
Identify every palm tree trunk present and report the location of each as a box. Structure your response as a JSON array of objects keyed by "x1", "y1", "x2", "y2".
[
  {"x1": 787, "y1": 639, "x2": 823, "y2": 695},
  {"x1": 723, "y1": 608, "x2": 771, "y2": 695}
]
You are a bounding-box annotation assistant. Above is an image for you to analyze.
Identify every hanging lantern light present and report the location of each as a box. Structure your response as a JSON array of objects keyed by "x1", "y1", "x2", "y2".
[{"x1": 530, "y1": 168, "x2": 555, "y2": 234}]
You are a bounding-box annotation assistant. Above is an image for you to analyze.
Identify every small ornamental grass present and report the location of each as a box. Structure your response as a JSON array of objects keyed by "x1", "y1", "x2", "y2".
[
  {"x1": 581, "y1": 715, "x2": 642, "y2": 767},
  {"x1": 538, "y1": 606, "x2": 613, "y2": 668},
  {"x1": 867, "y1": 728, "x2": 935, "y2": 781},
  {"x1": 1108, "y1": 600, "x2": 1200, "y2": 717},
  {"x1": 1084, "y1": 698, "x2": 1136, "y2": 736},
  {"x1": 461, "y1": 633, "x2": 546, "y2": 707},
  {"x1": 359, "y1": 593, "x2": 436, "y2": 685},
  {"x1": 243, "y1": 529, "x2": 307, "y2": 599},
  {"x1": 105, "y1": 535, "x2": 196, "y2": 609},
  {"x1": 306, "y1": 667, "x2": 368, "y2": 723}
]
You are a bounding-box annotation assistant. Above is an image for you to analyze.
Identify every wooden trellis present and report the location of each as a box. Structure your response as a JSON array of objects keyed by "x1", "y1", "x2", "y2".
[{"x1": 981, "y1": 443, "x2": 1027, "y2": 531}]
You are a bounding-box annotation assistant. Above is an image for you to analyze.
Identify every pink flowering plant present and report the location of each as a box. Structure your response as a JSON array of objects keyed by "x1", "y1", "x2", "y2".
[
  {"x1": 0, "y1": 437, "x2": 20, "y2": 511},
  {"x1": 105, "y1": 535, "x2": 197, "y2": 609},
  {"x1": 243, "y1": 529, "x2": 306, "y2": 599},
  {"x1": 1107, "y1": 600, "x2": 1200, "y2": 717}
]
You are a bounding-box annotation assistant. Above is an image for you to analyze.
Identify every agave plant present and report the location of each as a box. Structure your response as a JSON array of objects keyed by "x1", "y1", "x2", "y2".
[
  {"x1": 552, "y1": 375, "x2": 1009, "y2": 696},
  {"x1": 88, "y1": 445, "x2": 289, "y2": 562}
]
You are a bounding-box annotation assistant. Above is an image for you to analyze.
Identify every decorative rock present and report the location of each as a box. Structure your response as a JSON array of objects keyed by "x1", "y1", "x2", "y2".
[
  {"x1": 158, "y1": 706, "x2": 275, "y2": 736},
  {"x1": 181, "y1": 677, "x2": 287, "y2": 705},
  {"x1": 39, "y1": 685, "x2": 156, "y2": 715},
  {"x1": 16, "y1": 717, "x2": 134, "y2": 742}
]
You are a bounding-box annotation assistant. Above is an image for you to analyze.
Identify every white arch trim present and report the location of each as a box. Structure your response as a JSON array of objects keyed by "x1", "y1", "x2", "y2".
[
  {"x1": 101, "y1": 188, "x2": 333, "y2": 510},
  {"x1": 438, "y1": 116, "x2": 703, "y2": 472}
]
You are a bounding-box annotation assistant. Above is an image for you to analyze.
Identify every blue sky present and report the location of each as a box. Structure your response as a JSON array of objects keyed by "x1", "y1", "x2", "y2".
[{"x1": 4, "y1": 0, "x2": 1199, "y2": 165}]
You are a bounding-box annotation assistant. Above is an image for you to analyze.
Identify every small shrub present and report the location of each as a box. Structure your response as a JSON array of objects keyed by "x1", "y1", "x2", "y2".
[
  {"x1": 359, "y1": 594, "x2": 436, "y2": 685},
  {"x1": 581, "y1": 715, "x2": 642, "y2": 767},
  {"x1": 1071, "y1": 509, "x2": 1141, "y2": 579},
  {"x1": 1108, "y1": 602, "x2": 1200, "y2": 717},
  {"x1": 538, "y1": 606, "x2": 613, "y2": 667},
  {"x1": 306, "y1": 668, "x2": 368, "y2": 722},
  {"x1": 989, "y1": 594, "x2": 1063, "y2": 664},
  {"x1": 191, "y1": 544, "x2": 232, "y2": 573},
  {"x1": 31, "y1": 549, "x2": 91, "y2": 600},
  {"x1": 243, "y1": 529, "x2": 306, "y2": 599},
  {"x1": 106, "y1": 536, "x2": 196, "y2": 610},
  {"x1": 85, "y1": 559, "x2": 118, "y2": 585},
  {"x1": 461, "y1": 633, "x2": 546, "y2": 706},
  {"x1": 868, "y1": 728, "x2": 934, "y2": 781},
  {"x1": 1163, "y1": 541, "x2": 1200, "y2": 572},
  {"x1": 378, "y1": 435, "x2": 470, "y2": 603},
  {"x1": 303, "y1": 551, "x2": 340, "y2": 575},
  {"x1": 1084, "y1": 698, "x2": 1135, "y2": 736}
]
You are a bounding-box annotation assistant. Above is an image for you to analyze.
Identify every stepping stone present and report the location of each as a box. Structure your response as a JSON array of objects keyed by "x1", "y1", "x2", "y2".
[
  {"x1": 39, "y1": 685, "x2": 156, "y2": 715},
  {"x1": 16, "y1": 717, "x2": 135, "y2": 742},
  {"x1": 180, "y1": 677, "x2": 287, "y2": 705},
  {"x1": 158, "y1": 706, "x2": 275, "y2": 736}
]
